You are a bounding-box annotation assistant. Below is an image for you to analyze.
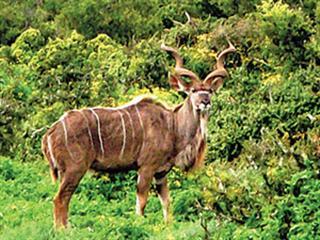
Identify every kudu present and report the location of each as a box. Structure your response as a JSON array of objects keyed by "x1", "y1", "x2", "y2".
[{"x1": 42, "y1": 40, "x2": 236, "y2": 228}]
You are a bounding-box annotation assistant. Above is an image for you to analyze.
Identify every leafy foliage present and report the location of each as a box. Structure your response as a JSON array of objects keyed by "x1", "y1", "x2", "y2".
[{"x1": 0, "y1": 0, "x2": 319, "y2": 239}]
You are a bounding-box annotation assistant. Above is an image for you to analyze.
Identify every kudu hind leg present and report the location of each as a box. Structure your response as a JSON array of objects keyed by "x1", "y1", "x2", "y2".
[
  {"x1": 54, "y1": 168, "x2": 86, "y2": 228},
  {"x1": 155, "y1": 177, "x2": 170, "y2": 223}
]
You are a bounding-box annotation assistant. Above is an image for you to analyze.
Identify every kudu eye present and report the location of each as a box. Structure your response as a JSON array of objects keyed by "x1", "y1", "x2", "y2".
[{"x1": 191, "y1": 88, "x2": 196, "y2": 93}]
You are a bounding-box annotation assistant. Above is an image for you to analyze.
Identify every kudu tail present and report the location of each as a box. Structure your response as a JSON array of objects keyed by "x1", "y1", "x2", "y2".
[{"x1": 42, "y1": 133, "x2": 58, "y2": 183}]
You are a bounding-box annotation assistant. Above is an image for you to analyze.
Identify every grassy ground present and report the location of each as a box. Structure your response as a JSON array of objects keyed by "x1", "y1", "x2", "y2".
[{"x1": 0, "y1": 157, "x2": 207, "y2": 240}]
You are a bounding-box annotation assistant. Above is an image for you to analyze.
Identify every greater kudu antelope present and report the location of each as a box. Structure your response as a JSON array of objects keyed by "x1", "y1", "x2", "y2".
[{"x1": 42, "y1": 41, "x2": 236, "y2": 228}]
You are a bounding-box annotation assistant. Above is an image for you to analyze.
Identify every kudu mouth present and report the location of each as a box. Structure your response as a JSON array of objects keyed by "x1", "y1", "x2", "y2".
[{"x1": 196, "y1": 103, "x2": 211, "y2": 113}]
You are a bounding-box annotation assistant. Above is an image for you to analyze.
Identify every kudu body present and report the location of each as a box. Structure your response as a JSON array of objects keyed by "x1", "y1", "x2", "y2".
[{"x1": 42, "y1": 41, "x2": 236, "y2": 228}]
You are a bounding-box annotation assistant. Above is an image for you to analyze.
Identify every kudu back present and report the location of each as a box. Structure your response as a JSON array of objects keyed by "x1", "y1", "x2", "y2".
[{"x1": 42, "y1": 41, "x2": 236, "y2": 228}]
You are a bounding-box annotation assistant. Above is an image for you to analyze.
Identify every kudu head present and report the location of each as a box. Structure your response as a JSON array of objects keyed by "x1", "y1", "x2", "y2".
[{"x1": 161, "y1": 40, "x2": 236, "y2": 115}]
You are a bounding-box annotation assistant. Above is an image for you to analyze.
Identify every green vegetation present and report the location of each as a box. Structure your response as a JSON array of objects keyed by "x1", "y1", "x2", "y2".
[{"x1": 0, "y1": 0, "x2": 319, "y2": 239}]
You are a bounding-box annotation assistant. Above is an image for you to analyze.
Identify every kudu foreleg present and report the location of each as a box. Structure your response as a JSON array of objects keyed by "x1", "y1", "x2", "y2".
[
  {"x1": 155, "y1": 177, "x2": 170, "y2": 223},
  {"x1": 136, "y1": 169, "x2": 153, "y2": 216},
  {"x1": 54, "y1": 169, "x2": 86, "y2": 228}
]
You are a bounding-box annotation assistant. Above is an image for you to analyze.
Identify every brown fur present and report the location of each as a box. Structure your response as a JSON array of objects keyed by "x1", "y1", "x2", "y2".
[{"x1": 42, "y1": 96, "x2": 206, "y2": 227}]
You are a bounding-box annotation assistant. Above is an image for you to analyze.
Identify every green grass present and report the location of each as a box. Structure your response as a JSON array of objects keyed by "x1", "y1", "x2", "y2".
[{"x1": 0, "y1": 157, "x2": 206, "y2": 240}]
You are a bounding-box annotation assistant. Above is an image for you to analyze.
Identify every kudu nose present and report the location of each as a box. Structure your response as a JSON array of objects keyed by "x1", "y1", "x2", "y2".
[{"x1": 201, "y1": 97, "x2": 210, "y2": 105}]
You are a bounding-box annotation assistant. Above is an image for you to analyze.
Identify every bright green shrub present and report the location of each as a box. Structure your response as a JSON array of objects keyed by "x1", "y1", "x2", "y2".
[
  {"x1": 206, "y1": 66, "x2": 319, "y2": 162},
  {"x1": 28, "y1": 31, "x2": 105, "y2": 108},
  {"x1": 0, "y1": 60, "x2": 35, "y2": 156},
  {"x1": 11, "y1": 28, "x2": 45, "y2": 64},
  {"x1": 199, "y1": 0, "x2": 261, "y2": 17},
  {"x1": 257, "y1": 0, "x2": 314, "y2": 68},
  {"x1": 0, "y1": 2, "x2": 26, "y2": 45},
  {"x1": 201, "y1": 127, "x2": 320, "y2": 239},
  {"x1": 127, "y1": 39, "x2": 169, "y2": 88}
]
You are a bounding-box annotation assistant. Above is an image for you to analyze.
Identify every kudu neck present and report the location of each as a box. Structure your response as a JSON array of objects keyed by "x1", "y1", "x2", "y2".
[{"x1": 174, "y1": 97, "x2": 200, "y2": 149}]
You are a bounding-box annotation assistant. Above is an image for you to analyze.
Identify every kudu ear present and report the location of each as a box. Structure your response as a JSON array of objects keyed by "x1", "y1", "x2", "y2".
[{"x1": 170, "y1": 74, "x2": 193, "y2": 93}]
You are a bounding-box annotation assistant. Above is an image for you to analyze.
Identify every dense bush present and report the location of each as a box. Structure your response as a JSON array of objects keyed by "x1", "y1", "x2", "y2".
[{"x1": 0, "y1": 0, "x2": 319, "y2": 239}]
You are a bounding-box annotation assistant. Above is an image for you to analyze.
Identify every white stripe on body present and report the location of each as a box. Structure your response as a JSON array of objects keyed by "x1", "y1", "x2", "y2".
[
  {"x1": 78, "y1": 110, "x2": 94, "y2": 149},
  {"x1": 88, "y1": 97, "x2": 148, "y2": 158},
  {"x1": 134, "y1": 105, "x2": 145, "y2": 150},
  {"x1": 92, "y1": 103, "x2": 145, "y2": 155},
  {"x1": 61, "y1": 118, "x2": 74, "y2": 160},
  {"x1": 89, "y1": 108, "x2": 105, "y2": 156},
  {"x1": 123, "y1": 109, "x2": 135, "y2": 140},
  {"x1": 47, "y1": 135, "x2": 57, "y2": 168},
  {"x1": 118, "y1": 110, "x2": 127, "y2": 160}
]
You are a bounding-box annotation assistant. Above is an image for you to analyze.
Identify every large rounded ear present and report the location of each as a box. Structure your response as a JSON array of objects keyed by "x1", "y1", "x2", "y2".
[{"x1": 170, "y1": 74, "x2": 192, "y2": 93}]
